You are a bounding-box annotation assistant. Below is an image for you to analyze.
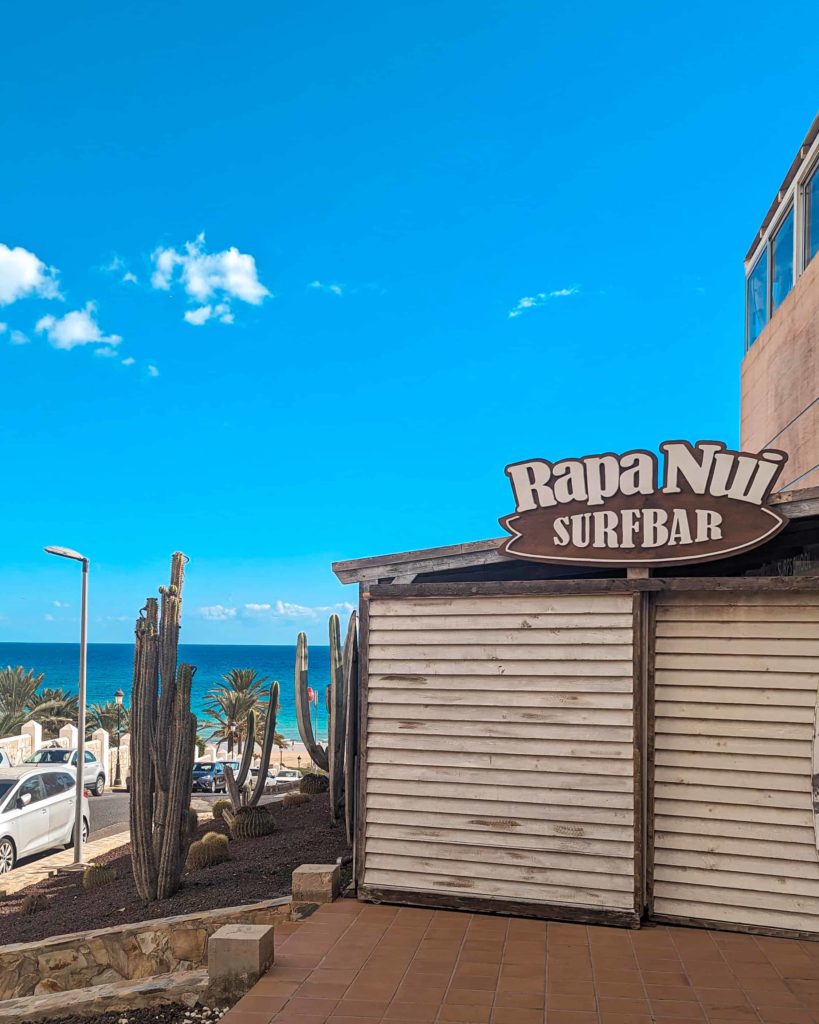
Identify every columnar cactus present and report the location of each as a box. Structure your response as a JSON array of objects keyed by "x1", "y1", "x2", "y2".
[
  {"x1": 130, "y1": 552, "x2": 198, "y2": 901},
  {"x1": 223, "y1": 681, "x2": 280, "y2": 812},
  {"x1": 295, "y1": 612, "x2": 358, "y2": 827}
]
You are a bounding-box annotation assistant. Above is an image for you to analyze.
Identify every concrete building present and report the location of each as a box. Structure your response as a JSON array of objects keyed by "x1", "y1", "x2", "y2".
[{"x1": 742, "y1": 113, "x2": 819, "y2": 491}]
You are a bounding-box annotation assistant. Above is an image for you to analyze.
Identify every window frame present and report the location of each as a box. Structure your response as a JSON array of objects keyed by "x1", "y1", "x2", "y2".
[
  {"x1": 746, "y1": 246, "x2": 770, "y2": 350},
  {"x1": 803, "y1": 158, "x2": 819, "y2": 270},
  {"x1": 770, "y1": 202, "x2": 795, "y2": 314}
]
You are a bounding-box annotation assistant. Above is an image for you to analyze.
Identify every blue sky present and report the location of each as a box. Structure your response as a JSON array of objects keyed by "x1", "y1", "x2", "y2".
[{"x1": 1, "y1": 0, "x2": 816, "y2": 644}]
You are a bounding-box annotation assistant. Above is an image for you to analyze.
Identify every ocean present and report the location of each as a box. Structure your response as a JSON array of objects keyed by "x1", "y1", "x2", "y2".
[{"x1": 0, "y1": 642, "x2": 331, "y2": 743}]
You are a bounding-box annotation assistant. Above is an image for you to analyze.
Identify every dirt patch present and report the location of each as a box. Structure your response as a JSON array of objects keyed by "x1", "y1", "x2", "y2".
[{"x1": 1, "y1": 794, "x2": 348, "y2": 945}]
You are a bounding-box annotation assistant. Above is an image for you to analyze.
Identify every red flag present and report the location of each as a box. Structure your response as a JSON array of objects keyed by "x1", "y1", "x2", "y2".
[{"x1": 307, "y1": 686, "x2": 317, "y2": 705}]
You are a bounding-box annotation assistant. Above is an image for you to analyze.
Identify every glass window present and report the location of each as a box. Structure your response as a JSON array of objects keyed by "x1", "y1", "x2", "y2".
[
  {"x1": 85, "y1": 751, "x2": 96, "y2": 763},
  {"x1": 18, "y1": 775, "x2": 46, "y2": 805},
  {"x1": 43, "y1": 772, "x2": 75, "y2": 796},
  {"x1": 746, "y1": 251, "x2": 768, "y2": 347},
  {"x1": 771, "y1": 207, "x2": 794, "y2": 311},
  {"x1": 806, "y1": 166, "x2": 819, "y2": 267},
  {"x1": 25, "y1": 749, "x2": 71, "y2": 764}
]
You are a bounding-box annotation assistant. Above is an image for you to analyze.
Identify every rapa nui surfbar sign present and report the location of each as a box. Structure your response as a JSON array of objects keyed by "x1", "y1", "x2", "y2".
[{"x1": 499, "y1": 441, "x2": 789, "y2": 567}]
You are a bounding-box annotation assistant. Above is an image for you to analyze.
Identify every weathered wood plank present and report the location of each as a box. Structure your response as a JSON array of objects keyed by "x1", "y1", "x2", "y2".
[
  {"x1": 370, "y1": 643, "x2": 633, "y2": 662},
  {"x1": 654, "y1": 764, "x2": 810, "y2": 791},
  {"x1": 656, "y1": 653, "x2": 819, "y2": 673},
  {"x1": 370, "y1": 613, "x2": 633, "y2": 630},
  {"x1": 655, "y1": 750, "x2": 810, "y2": 774},
  {"x1": 368, "y1": 718, "x2": 634, "y2": 742},
  {"x1": 366, "y1": 791, "x2": 634, "y2": 825},
  {"x1": 367, "y1": 777, "x2": 634, "y2": 808},
  {"x1": 370, "y1": 659, "x2": 634, "y2": 677},
  {"x1": 656, "y1": 637, "x2": 819, "y2": 658},
  {"x1": 655, "y1": 830, "x2": 819, "y2": 861},
  {"x1": 369, "y1": 627, "x2": 633, "y2": 646},
  {"x1": 366, "y1": 733, "x2": 633, "y2": 758},
  {"x1": 365, "y1": 837, "x2": 633, "y2": 876},
  {"x1": 369, "y1": 702, "x2": 633, "y2": 724},
  {"x1": 367, "y1": 762, "x2": 633, "y2": 792},
  {"x1": 656, "y1": 846, "x2": 819, "y2": 878},
  {"x1": 370, "y1": 595, "x2": 634, "y2": 615},
  {"x1": 370, "y1": 671, "x2": 636, "y2": 690},
  {"x1": 654, "y1": 799, "x2": 813, "y2": 827},
  {"x1": 654, "y1": 783, "x2": 811, "y2": 810},
  {"x1": 655, "y1": 669, "x2": 819, "y2": 689},
  {"x1": 657, "y1": 685, "x2": 816, "y2": 706},
  {"x1": 656, "y1": 620, "x2": 819, "y2": 639},
  {"x1": 367, "y1": 687, "x2": 634, "y2": 708},
  {"x1": 362, "y1": 866, "x2": 636, "y2": 907},
  {"x1": 654, "y1": 815, "x2": 815, "y2": 845},
  {"x1": 368, "y1": 747, "x2": 634, "y2": 778},
  {"x1": 654, "y1": 868, "x2": 819, "y2": 902},
  {"x1": 365, "y1": 812, "x2": 633, "y2": 844},
  {"x1": 654, "y1": 717, "x2": 813, "y2": 741},
  {"x1": 652, "y1": 898, "x2": 819, "y2": 933},
  {"x1": 655, "y1": 701, "x2": 810, "y2": 723}
]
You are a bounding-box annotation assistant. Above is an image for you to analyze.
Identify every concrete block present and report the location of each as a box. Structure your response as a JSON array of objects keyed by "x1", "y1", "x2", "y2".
[
  {"x1": 207, "y1": 924, "x2": 274, "y2": 982},
  {"x1": 22, "y1": 721, "x2": 42, "y2": 751},
  {"x1": 292, "y1": 863, "x2": 340, "y2": 903}
]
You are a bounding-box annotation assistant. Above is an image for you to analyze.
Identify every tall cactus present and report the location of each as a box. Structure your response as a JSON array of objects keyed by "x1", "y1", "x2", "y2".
[
  {"x1": 295, "y1": 632, "x2": 329, "y2": 771},
  {"x1": 295, "y1": 613, "x2": 358, "y2": 826},
  {"x1": 130, "y1": 553, "x2": 198, "y2": 901},
  {"x1": 224, "y1": 681, "x2": 280, "y2": 811}
]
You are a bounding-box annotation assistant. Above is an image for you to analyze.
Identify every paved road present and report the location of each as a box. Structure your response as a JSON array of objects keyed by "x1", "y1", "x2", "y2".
[{"x1": 89, "y1": 789, "x2": 131, "y2": 837}]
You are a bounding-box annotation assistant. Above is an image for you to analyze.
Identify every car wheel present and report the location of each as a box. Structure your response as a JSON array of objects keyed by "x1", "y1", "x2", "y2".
[
  {"x1": 94, "y1": 775, "x2": 105, "y2": 797},
  {"x1": 0, "y1": 838, "x2": 15, "y2": 875},
  {"x1": 83, "y1": 818, "x2": 90, "y2": 844}
]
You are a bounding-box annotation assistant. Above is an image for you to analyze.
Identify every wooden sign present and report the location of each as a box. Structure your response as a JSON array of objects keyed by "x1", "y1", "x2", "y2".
[{"x1": 499, "y1": 441, "x2": 789, "y2": 567}]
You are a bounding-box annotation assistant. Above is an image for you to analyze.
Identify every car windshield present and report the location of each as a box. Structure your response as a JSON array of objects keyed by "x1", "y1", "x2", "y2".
[
  {"x1": 192, "y1": 763, "x2": 214, "y2": 772},
  {"x1": 25, "y1": 750, "x2": 71, "y2": 764}
]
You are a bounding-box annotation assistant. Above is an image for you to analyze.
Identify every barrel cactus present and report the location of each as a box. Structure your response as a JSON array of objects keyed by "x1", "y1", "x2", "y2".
[
  {"x1": 300, "y1": 772, "x2": 329, "y2": 795},
  {"x1": 21, "y1": 893, "x2": 47, "y2": 915},
  {"x1": 211, "y1": 798, "x2": 232, "y2": 820},
  {"x1": 283, "y1": 791, "x2": 311, "y2": 809},
  {"x1": 83, "y1": 864, "x2": 117, "y2": 890},
  {"x1": 230, "y1": 805, "x2": 275, "y2": 840},
  {"x1": 186, "y1": 832, "x2": 230, "y2": 871}
]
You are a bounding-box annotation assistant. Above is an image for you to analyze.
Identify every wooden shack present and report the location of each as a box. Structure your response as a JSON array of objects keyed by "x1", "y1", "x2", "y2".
[{"x1": 333, "y1": 468, "x2": 819, "y2": 938}]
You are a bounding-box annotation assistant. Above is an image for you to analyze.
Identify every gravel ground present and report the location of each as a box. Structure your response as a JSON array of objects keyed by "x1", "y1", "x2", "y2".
[
  {"x1": 48, "y1": 1005, "x2": 226, "y2": 1024},
  {"x1": 1, "y1": 793, "x2": 349, "y2": 944}
]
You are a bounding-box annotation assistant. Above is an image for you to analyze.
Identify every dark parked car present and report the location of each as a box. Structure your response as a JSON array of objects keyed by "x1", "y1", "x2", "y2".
[{"x1": 191, "y1": 761, "x2": 226, "y2": 793}]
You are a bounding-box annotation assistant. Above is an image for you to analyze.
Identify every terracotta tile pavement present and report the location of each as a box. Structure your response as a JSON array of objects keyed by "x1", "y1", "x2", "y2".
[{"x1": 222, "y1": 902, "x2": 819, "y2": 1024}]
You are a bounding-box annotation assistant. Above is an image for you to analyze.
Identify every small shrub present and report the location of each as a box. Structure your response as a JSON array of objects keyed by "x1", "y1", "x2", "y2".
[
  {"x1": 21, "y1": 893, "x2": 46, "y2": 915},
  {"x1": 83, "y1": 864, "x2": 117, "y2": 890},
  {"x1": 299, "y1": 773, "x2": 329, "y2": 795},
  {"x1": 212, "y1": 798, "x2": 232, "y2": 820},
  {"x1": 283, "y1": 792, "x2": 311, "y2": 809},
  {"x1": 186, "y1": 832, "x2": 230, "y2": 871},
  {"x1": 230, "y1": 805, "x2": 275, "y2": 840}
]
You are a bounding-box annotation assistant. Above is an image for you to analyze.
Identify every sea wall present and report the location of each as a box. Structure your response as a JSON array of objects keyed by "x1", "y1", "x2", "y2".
[{"x1": 0, "y1": 897, "x2": 292, "y2": 1000}]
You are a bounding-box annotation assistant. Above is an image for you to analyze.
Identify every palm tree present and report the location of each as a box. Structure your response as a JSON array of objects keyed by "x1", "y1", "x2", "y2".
[
  {"x1": 0, "y1": 666, "x2": 46, "y2": 737},
  {"x1": 28, "y1": 688, "x2": 79, "y2": 739},
  {"x1": 202, "y1": 668, "x2": 269, "y2": 755},
  {"x1": 86, "y1": 700, "x2": 131, "y2": 740}
]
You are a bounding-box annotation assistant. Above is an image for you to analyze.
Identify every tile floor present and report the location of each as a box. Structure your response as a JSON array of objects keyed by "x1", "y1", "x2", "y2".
[{"x1": 223, "y1": 901, "x2": 819, "y2": 1024}]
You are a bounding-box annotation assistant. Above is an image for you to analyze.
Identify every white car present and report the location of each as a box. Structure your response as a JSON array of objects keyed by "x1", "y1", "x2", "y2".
[
  {"x1": 273, "y1": 768, "x2": 302, "y2": 787},
  {"x1": 24, "y1": 748, "x2": 107, "y2": 796},
  {"x1": 0, "y1": 766, "x2": 91, "y2": 874}
]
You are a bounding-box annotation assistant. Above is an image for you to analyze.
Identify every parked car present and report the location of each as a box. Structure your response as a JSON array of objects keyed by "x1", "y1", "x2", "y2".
[
  {"x1": 24, "y1": 748, "x2": 106, "y2": 796},
  {"x1": 248, "y1": 767, "x2": 278, "y2": 794},
  {"x1": 273, "y1": 768, "x2": 302, "y2": 787},
  {"x1": 0, "y1": 750, "x2": 11, "y2": 769},
  {"x1": 191, "y1": 761, "x2": 227, "y2": 793},
  {"x1": 0, "y1": 766, "x2": 91, "y2": 874}
]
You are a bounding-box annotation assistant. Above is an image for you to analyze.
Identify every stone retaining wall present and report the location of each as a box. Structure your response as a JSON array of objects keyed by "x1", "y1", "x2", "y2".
[{"x1": 0, "y1": 897, "x2": 291, "y2": 1001}]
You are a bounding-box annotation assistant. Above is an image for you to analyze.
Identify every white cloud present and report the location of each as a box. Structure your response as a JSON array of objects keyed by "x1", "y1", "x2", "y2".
[
  {"x1": 9, "y1": 329, "x2": 29, "y2": 346},
  {"x1": 122, "y1": 271, "x2": 138, "y2": 285},
  {"x1": 183, "y1": 302, "x2": 234, "y2": 326},
  {"x1": 147, "y1": 364, "x2": 159, "y2": 377},
  {"x1": 273, "y1": 600, "x2": 355, "y2": 619},
  {"x1": 0, "y1": 323, "x2": 5, "y2": 333},
  {"x1": 44, "y1": 613, "x2": 55, "y2": 622},
  {"x1": 508, "y1": 286, "x2": 580, "y2": 318},
  {"x1": 243, "y1": 603, "x2": 272, "y2": 614},
  {"x1": 95, "y1": 346, "x2": 119, "y2": 358},
  {"x1": 52, "y1": 600, "x2": 69, "y2": 608},
  {"x1": 198, "y1": 605, "x2": 237, "y2": 621},
  {"x1": 0, "y1": 243, "x2": 61, "y2": 306},
  {"x1": 121, "y1": 356, "x2": 136, "y2": 367},
  {"x1": 36, "y1": 302, "x2": 122, "y2": 351},
  {"x1": 309, "y1": 280, "x2": 343, "y2": 296},
  {"x1": 151, "y1": 233, "x2": 269, "y2": 325}
]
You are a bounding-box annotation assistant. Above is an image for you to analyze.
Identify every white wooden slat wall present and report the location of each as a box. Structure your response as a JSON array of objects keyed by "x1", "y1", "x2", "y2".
[
  {"x1": 653, "y1": 591, "x2": 819, "y2": 932},
  {"x1": 362, "y1": 594, "x2": 638, "y2": 914}
]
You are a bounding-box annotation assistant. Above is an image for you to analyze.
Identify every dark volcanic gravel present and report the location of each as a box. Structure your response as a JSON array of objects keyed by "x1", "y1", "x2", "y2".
[
  {"x1": 49, "y1": 1006, "x2": 224, "y2": 1024},
  {"x1": 1, "y1": 793, "x2": 349, "y2": 944}
]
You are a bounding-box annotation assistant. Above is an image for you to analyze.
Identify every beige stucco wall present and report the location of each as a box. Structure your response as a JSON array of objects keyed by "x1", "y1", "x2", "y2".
[{"x1": 741, "y1": 256, "x2": 819, "y2": 491}]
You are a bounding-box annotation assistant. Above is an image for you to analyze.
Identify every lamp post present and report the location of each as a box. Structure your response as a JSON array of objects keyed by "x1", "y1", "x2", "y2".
[
  {"x1": 297, "y1": 755, "x2": 301, "y2": 771},
  {"x1": 114, "y1": 688, "x2": 124, "y2": 788},
  {"x1": 44, "y1": 545, "x2": 89, "y2": 866}
]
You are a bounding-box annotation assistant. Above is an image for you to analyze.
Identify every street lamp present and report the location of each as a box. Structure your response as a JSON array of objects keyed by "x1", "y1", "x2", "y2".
[
  {"x1": 113, "y1": 689, "x2": 125, "y2": 788},
  {"x1": 44, "y1": 545, "x2": 89, "y2": 866}
]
